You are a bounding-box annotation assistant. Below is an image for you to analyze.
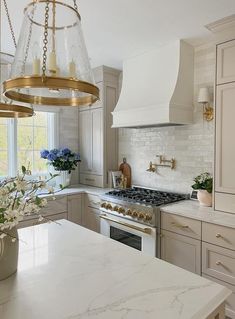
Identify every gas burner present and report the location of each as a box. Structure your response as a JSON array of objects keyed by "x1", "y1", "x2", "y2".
[{"x1": 105, "y1": 187, "x2": 188, "y2": 206}]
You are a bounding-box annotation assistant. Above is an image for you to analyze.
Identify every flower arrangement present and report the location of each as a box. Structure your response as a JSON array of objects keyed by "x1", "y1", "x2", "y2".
[
  {"x1": 191, "y1": 172, "x2": 213, "y2": 193},
  {"x1": 0, "y1": 166, "x2": 56, "y2": 239},
  {"x1": 40, "y1": 148, "x2": 81, "y2": 173}
]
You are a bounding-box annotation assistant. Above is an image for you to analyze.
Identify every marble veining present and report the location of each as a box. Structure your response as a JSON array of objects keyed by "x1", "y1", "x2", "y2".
[
  {"x1": 0, "y1": 220, "x2": 230, "y2": 319},
  {"x1": 161, "y1": 200, "x2": 235, "y2": 229}
]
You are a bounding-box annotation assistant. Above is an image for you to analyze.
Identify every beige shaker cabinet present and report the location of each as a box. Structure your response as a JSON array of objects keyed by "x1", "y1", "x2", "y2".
[
  {"x1": 160, "y1": 229, "x2": 201, "y2": 275},
  {"x1": 217, "y1": 39, "x2": 235, "y2": 85},
  {"x1": 78, "y1": 66, "x2": 121, "y2": 188},
  {"x1": 215, "y1": 39, "x2": 235, "y2": 213},
  {"x1": 67, "y1": 194, "x2": 83, "y2": 225},
  {"x1": 160, "y1": 213, "x2": 201, "y2": 275}
]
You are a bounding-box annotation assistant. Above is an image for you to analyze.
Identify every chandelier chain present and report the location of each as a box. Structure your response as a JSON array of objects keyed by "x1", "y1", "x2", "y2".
[
  {"x1": 42, "y1": 0, "x2": 50, "y2": 77},
  {"x1": 73, "y1": 0, "x2": 78, "y2": 11},
  {"x1": 2, "y1": 0, "x2": 17, "y2": 48},
  {"x1": 21, "y1": 4, "x2": 36, "y2": 76}
]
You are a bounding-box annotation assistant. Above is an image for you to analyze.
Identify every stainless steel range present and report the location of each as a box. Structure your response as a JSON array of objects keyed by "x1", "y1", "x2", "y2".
[{"x1": 100, "y1": 187, "x2": 188, "y2": 257}]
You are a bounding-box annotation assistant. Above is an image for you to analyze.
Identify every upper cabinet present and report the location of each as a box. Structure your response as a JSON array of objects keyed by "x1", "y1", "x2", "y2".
[
  {"x1": 215, "y1": 39, "x2": 235, "y2": 213},
  {"x1": 217, "y1": 39, "x2": 235, "y2": 85},
  {"x1": 79, "y1": 66, "x2": 121, "y2": 187}
]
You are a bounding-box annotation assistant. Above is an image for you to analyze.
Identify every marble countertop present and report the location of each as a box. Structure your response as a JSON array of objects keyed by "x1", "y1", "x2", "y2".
[
  {"x1": 42, "y1": 184, "x2": 112, "y2": 198},
  {"x1": 0, "y1": 220, "x2": 230, "y2": 319},
  {"x1": 161, "y1": 200, "x2": 235, "y2": 228}
]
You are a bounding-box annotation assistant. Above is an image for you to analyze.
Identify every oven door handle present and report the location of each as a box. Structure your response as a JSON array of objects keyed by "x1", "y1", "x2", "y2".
[{"x1": 99, "y1": 214, "x2": 152, "y2": 235}]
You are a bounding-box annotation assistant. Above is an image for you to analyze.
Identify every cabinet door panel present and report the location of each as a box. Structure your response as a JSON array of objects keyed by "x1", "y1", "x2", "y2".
[
  {"x1": 91, "y1": 107, "x2": 103, "y2": 175},
  {"x1": 79, "y1": 110, "x2": 92, "y2": 173},
  {"x1": 161, "y1": 230, "x2": 201, "y2": 275},
  {"x1": 84, "y1": 207, "x2": 100, "y2": 233},
  {"x1": 217, "y1": 40, "x2": 235, "y2": 85},
  {"x1": 68, "y1": 194, "x2": 83, "y2": 225},
  {"x1": 215, "y1": 83, "x2": 235, "y2": 198}
]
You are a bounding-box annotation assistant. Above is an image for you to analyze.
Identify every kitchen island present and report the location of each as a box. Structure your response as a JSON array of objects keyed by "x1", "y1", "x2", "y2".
[{"x1": 0, "y1": 220, "x2": 230, "y2": 319}]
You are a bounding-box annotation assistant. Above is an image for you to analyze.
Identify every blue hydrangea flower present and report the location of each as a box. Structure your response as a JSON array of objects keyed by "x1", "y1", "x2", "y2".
[
  {"x1": 40, "y1": 149, "x2": 49, "y2": 159},
  {"x1": 61, "y1": 148, "x2": 71, "y2": 156},
  {"x1": 47, "y1": 151, "x2": 58, "y2": 161}
]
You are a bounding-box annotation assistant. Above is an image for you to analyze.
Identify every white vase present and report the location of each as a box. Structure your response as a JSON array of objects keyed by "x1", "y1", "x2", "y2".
[
  {"x1": 55, "y1": 171, "x2": 71, "y2": 187},
  {"x1": 197, "y1": 190, "x2": 212, "y2": 207},
  {"x1": 0, "y1": 227, "x2": 19, "y2": 281}
]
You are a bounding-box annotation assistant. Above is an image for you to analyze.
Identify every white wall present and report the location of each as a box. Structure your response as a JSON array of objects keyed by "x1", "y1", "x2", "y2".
[{"x1": 118, "y1": 43, "x2": 215, "y2": 193}]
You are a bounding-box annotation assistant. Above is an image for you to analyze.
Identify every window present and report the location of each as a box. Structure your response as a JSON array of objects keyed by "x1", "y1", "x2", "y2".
[{"x1": 0, "y1": 111, "x2": 57, "y2": 177}]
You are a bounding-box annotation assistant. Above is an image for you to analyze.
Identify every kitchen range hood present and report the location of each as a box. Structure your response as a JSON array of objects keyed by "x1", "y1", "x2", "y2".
[{"x1": 112, "y1": 40, "x2": 194, "y2": 128}]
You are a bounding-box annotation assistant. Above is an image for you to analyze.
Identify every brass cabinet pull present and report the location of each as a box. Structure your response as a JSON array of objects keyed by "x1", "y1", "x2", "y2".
[
  {"x1": 216, "y1": 261, "x2": 222, "y2": 266},
  {"x1": 100, "y1": 214, "x2": 152, "y2": 234},
  {"x1": 85, "y1": 178, "x2": 95, "y2": 182},
  {"x1": 171, "y1": 222, "x2": 189, "y2": 229},
  {"x1": 216, "y1": 233, "x2": 222, "y2": 238}
]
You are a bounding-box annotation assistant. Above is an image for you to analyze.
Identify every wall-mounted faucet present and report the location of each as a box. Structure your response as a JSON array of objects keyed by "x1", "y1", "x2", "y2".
[{"x1": 146, "y1": 155, "x2": 176, "y2": 173}]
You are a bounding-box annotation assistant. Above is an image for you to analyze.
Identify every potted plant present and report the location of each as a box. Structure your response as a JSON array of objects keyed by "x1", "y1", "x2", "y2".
[
  {"x1": 191, "y1": 172, "x2": 213, "y2": 207},
  {"x1": 40, "y1": 148, "x2": 81, "y2": 187},
  {"x1": 0, "y1": 166, "x2": 57, "y2": 280}
]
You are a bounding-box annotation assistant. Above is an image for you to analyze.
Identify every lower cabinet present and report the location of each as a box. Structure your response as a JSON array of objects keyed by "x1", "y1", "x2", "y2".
[
  {"x1": 67, "y1": 194, "x2": 83, "y2": 225},
  {"x1": 83, "y1": 207, "x2": 100, "y2": 233},
  {"x1": 82, "y1": 193, "x2": 101, "y2": 233},
  {"x1": 160, "y1": 229, "x2": 201, "y2": 275}
]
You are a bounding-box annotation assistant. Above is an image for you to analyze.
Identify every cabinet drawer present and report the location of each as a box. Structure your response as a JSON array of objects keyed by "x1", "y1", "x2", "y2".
[
  {"x1": 203, "y1": 274, "x2": 235, "y2": 319},
  {"x1": 202, "y1": 222, "x2": 235, "y2": 250},
  {"x1": 161, "y1": 212, "x2": 201, "y2": 239},
  {"x1": 202, "y1": 242, "x2": 235, "y2": 285},
  {"x1": 85, "y1": 193, "x2": 100, "y2": 209},
  {"x1": 40, "y1": 196, "x2": 67, "y2": 216},
  {"x1": 215, "y1": 192, "x2": 235, "y2": 214},
  {"x1": 80, "y1": 173, "x2": 103, "y2": 187}
]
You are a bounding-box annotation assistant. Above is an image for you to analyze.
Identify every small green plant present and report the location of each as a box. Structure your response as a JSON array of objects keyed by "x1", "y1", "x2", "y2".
[{"x1": 192, "y1": 172, "x2": 213, "y2": 193}]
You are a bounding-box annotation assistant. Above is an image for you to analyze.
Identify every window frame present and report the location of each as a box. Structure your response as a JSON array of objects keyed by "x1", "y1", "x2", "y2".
[{"x1": 1, "y1": 109, "x2": 59, "y2": 178}]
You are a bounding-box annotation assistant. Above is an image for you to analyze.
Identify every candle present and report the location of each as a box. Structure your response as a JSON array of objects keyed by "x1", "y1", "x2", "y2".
[
  {"x1": 32, "y1": 58, "x2": 40, "y2": 75},
  {"x1": 69, "y1": 61, "x2": 76, "y2": 78},
  {"x1": 48, "y1": 51, "x2": 57, "y2": 74}
]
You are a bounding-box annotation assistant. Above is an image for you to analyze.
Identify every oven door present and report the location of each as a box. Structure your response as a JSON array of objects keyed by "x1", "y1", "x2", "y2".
[{"x1": 100, "y1": 213, "x2": 157, "y2": 257}]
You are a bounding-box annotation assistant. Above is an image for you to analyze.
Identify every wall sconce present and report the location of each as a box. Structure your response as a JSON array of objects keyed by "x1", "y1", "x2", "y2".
[{"x1": 198, "y1": 87, "x2": 213, "y2": 121}]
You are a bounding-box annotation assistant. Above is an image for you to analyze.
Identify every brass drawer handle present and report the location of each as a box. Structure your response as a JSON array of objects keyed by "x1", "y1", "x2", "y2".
[
  {"x1": 216, "y1": 261, "x2": 222, "y2": 266},
  {"x1": 171, "y1": 222, "x2": 189, "y2": 229},
  {"x1": 85, "y1": 178, "x2": 95, "y2": 182},
  {"x1": 216, "y1": 233, "x2": 222, "y2": 238}
]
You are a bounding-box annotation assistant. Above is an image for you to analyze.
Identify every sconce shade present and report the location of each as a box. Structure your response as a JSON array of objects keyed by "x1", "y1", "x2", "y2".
[{"x1": 198, "y1": 87, "x2": 210, "y2": 103}]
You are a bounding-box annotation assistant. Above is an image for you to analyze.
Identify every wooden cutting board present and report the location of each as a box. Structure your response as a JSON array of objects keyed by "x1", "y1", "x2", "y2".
[{"x1": 119, "y1": 158, "x2": 131, "y2": 188}]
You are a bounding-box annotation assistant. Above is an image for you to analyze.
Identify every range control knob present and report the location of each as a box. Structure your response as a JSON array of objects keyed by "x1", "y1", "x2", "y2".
[
  {"x1": 118, "y1": 207, "x2": 125, "y2": 214},
  {"x1": 106, "y1": 203, "x2": 112, "y2": 210},
  {"x1": 137, "y1": 212, "x2": 144, "y2": 220},
  {"x1": 101, "y1": 202, "x2": 107, "y2": 209},
  {"x1": 144, "y1": 214, "x2": 152, "y2": 221},
  {"x1": 126, "y1": 209, "x2": 132, "y2": 216},
  {"x1": 113, "y1": 206, "x2": 119, "y2": 212},
  {"x1": 132, "y1": 211, "x2": 138, "y2": 217}
]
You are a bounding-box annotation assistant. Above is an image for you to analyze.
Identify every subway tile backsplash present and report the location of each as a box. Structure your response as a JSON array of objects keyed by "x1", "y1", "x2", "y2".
[{"x1": 118, "y1": 43, "x2": 215, "y2": 193}]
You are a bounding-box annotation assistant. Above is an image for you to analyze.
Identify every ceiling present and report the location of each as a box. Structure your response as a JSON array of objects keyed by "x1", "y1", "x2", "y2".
[{"x1": 1, "y1": 0, "x2": 235, "y2": 69}]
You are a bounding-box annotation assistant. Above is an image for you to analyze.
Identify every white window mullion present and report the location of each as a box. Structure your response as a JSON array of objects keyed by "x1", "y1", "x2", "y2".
[{"x1": 7, "y1": 119, "x2": 17, "y2": 176}]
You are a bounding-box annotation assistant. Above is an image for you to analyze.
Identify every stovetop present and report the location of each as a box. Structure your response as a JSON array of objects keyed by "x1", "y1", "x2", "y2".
[{"x1": 105, "y1": 187, "x2": 188, "y2": 206}]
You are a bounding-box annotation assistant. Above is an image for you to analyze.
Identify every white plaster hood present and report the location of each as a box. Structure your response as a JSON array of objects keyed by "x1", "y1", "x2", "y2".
[{"x1": 112, "y1": 40, "x2": 194, "y2": 128}]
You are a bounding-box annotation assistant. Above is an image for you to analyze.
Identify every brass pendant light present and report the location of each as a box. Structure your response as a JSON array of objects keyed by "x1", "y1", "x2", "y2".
[
  {"x1": 3, "y1": 0, "x2": 99, "y2": 107},
  {"x1": 0, "y1": 1, "x2": 34, "y2": 118}
]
